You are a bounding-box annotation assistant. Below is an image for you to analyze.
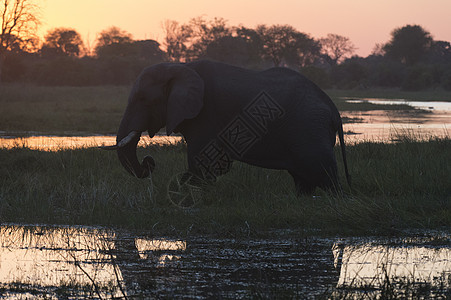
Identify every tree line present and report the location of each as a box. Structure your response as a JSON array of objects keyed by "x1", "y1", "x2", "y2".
[{"x1": 2, "y1": 7, "x2": 451, "y2": 90}]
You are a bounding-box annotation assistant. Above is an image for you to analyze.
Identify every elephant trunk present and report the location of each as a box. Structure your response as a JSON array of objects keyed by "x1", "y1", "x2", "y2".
[{"x1": 115, "y1": 121, "x2": 155, "y2": 178}]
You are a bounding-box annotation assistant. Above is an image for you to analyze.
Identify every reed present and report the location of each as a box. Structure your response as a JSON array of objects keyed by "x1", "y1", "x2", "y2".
[{"x1": 1, "y1": 136, "x2": 449, "y2": 235}]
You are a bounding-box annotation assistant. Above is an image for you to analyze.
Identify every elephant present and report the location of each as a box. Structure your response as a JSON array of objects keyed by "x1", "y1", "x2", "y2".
[{"x1": 101, "y1": 60, "x2": 350, "y2": 194}]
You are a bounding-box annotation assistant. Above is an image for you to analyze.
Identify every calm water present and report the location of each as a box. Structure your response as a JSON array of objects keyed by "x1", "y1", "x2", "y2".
[
  {"x1": 0, "y1": 98, "x2": 450, "y2": 150},
  {"x1": 0, "y1": 225, "x2": 449, "y2": 298},
  {"x1": 342, "y1": 98, "x2": 451, "y2": 142}
]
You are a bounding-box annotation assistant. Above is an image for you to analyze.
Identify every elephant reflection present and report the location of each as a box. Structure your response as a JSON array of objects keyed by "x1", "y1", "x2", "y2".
[
  {"x1": 112, "y1": 234, "x2": 343, "y2": 298},
  {"x1": 0, "y1": 226, "x2": 343, "y2": 298}
]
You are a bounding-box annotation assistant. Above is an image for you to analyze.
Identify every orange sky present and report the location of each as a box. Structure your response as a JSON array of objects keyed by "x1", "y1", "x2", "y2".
[{"x1": 40, "y1": 0, "x2": 451, "y2": 56}]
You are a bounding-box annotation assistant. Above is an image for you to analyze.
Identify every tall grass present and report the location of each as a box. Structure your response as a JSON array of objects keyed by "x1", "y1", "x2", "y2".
[{"x1": 1, "y1": 136, "x2": 449, "y2": 235}]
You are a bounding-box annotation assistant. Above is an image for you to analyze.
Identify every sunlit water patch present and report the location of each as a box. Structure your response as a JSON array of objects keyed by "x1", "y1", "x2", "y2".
[
  {"x1": 342, "y1": 98, "x2": 451, "y2": 142},
  {"x1": 333, "y1": 235, "x2": 451, "y2": 298},
  {"x1": 345, "y1": 98, "x2": 451, "y2": 111},
  {"x1": 0, "y1": 225, "x2": 449, "y2": 298}
]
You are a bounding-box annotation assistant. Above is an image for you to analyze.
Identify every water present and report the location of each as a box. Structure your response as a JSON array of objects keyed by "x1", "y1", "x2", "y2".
[
  {"x1": 1, "y1": 98, "x2": 450, "y2": 150},
  {"x1": 1, "y1": 98, "x2": 449, "y2": 298},
  {"x1": 342, "y1": 98, "x2": 451, "y2": 142},
  {"x1": 345, "y1": 98, "x2": 451, "y2": 111},
  {"x1": 0, "y1": 225, "x2": 449, "y2": 298}
]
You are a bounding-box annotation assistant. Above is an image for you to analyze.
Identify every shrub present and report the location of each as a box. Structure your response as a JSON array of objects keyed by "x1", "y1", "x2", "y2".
[
  {"x1": 330, "y1": 60, "x2": 368, "y2": 89},
  {"x1": 372, "y1": 61, "x2": 406, "y2": 87},
  {"x1": 402, "y1": 65, "x2": 434, "y2": 91},
  {"x1": 440, "y1": 68, "x2": 451, "y2": 90},
  {"x1": 300, "y1": 66, "x2": 331, "y2": 89}
]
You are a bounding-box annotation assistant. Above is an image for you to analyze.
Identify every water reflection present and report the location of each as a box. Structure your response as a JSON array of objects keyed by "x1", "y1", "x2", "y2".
[
  {"x1": 0, "y1": 225, "x2": 186, "y2": 298},
  {"x1": 333, "y1": 237, "x2": 451, "y2": 297},
  {"x1": 345, "y1": 98, "x2": 451, "y2": 111},
  {"x1": 0, "y1": 225, "x2": 449, "y2": 298},
  {"x1": 342, "y1": 98, "x2": 451, "y2": 142}
]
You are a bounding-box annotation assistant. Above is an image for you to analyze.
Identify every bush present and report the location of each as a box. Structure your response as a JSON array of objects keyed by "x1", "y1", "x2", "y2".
[
  {"x1": 402, "y1": 65, "x2": 434, "y2": 91},
  {"x1": 372, "y1": 61, "x2": 406, "y2": 87},
  {"x1": 29, "y1": 57, "x2": 98, "y2": 86},
  {"x1": 24, "y1": 56, "x2": 152, "y2": 86},
  {"x1": 330, "y1": 60, "x2": 368, "y2": 89},
  {"x1": 97, "y1": 56, "x2": 148, "y2": 86},
  {"x1": 440, "y1": 68, "x2": 451, "y2": 90},
  {"x1": 300, "y1": 66, "x2": 331, "y2": 89},
  {"x1": 1, "y1": 53, "x2": 33, "y2": 82}
]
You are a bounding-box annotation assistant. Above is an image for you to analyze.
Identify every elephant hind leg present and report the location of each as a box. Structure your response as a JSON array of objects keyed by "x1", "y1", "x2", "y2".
[
  {"x1": 289, "y1": 171, "x2": 316, "y2": 195},
  {"x1": 289, "y1": 151, "x2": 340, "y2": 195}
]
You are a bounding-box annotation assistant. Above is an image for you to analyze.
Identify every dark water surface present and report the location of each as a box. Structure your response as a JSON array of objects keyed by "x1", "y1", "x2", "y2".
[{"x1": 0, "y1": 225, "x2": 449, "y2": 299}]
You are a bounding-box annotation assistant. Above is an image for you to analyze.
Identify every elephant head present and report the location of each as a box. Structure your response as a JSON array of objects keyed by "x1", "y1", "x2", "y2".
[{"x1": 101, "y1": 63, "x2": 204, "y2": 178}]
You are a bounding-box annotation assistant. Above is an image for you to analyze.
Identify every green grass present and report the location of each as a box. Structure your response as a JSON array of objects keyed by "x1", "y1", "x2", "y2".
[
  {"x1": 0, "y1": 85, "x2": 450, "y2": 235},
  {"x1": 0, "y1": 84, "x2": 129, "y2": 134},
  {"x1": 1, "y1": 136, "x2": 449, "y2": 235}
]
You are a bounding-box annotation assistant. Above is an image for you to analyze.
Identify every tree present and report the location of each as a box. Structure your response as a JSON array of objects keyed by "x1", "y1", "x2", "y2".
[
  {"x1": 95, "y1": 26, "x2": 133, "y2": 57},
  {"x1": 371, "y1": 43, "x2": 385, "y2": 56},
  {"x1": 41, "y1": 28, "x2": 84, "y2": 57},
  {"x1": 205, "y1": 36, "x2": 252, "y2": 66},
  {"x1": 256, "y1": 24, "x2": 319, "y2": 67},
  {"x1": 383, "y1": 24, "x2": 433, "y2": 65},
  {"x1": 162, "y1": 19, "x2": 193, "y2": 62},
  {"x1": 320, "y1": 34, "x2": 356, "y2": 65},
  {"x1": 163, "y1": 16, "x2": 230, "y2": 62},
  {"x1": 426, "y1": 40, "x2": 451, "y2": 64},
  {"x1": 187, "y1": 16, "x2": 230, "y2": 60},
  {"x1": 133, "y1": 39, "x2": 165, "y2": 62},
  {"x1": 0, "y1": 0, "x2": 40, "y2": 81},
  {"x1": 233, "y1": 26, "x2": 264, "y2": 66}
]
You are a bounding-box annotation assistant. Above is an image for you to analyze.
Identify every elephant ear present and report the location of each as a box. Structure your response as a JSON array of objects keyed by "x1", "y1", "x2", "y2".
[{"x1": 165, "y1": 65, "x2": 204, "y2": 135}]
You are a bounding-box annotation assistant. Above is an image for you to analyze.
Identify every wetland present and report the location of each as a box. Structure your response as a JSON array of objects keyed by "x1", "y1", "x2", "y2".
[{"x1": 0, "y1": 85, "x2": 450, "y2": 298}]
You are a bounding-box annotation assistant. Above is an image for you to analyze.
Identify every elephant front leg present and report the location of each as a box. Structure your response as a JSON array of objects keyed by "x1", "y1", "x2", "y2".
[
  {"x1": 166, "y1": 144, "x2": 233, "y2": 208},
  {"x1": 187, "y1": 141, "x2": 234, "y2": 182}
]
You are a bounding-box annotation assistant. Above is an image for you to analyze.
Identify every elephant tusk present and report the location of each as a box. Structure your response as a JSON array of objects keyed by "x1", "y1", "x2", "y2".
[
  {"x1": 98, "y1": 131, "x2": 141, "y2": 150},
  {"x1": 117, "y1": 131, "x2": 140, "y2": 147},
  {"x1": 98, "y1": 145, "x2": 119, "y2": 150}
]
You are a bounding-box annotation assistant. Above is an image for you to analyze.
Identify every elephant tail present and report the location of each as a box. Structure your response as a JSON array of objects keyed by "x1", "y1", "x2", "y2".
[{"x1": 338, "y1": 119, "x2": 351, "y2": 188}]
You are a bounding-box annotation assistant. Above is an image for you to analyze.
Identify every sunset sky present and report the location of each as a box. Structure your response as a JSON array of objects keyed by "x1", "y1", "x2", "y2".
[{"x1": 40, "y1": 0, "x2": 451, "y2": 56}]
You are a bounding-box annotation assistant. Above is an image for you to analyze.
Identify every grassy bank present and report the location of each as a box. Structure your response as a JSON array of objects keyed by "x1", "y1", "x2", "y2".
[
  {"x1": 328, "y1": 88, "x2": 451, "y2": 112},
  {"x1": 1, "y1": 84, "x2": 450, "y2": 235},
  {"x1": 327, "y1": 88, "x2": 451, "y2": 102},
  {"x1": 1, "y1": 137, "x2": 449, "y2": 235},
  {"x1": 1, "y1": 84, "x2": 451, "y2": 135},
  {"x1": 0, "y1": 85, "x2": 128, "y2": 134}
]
